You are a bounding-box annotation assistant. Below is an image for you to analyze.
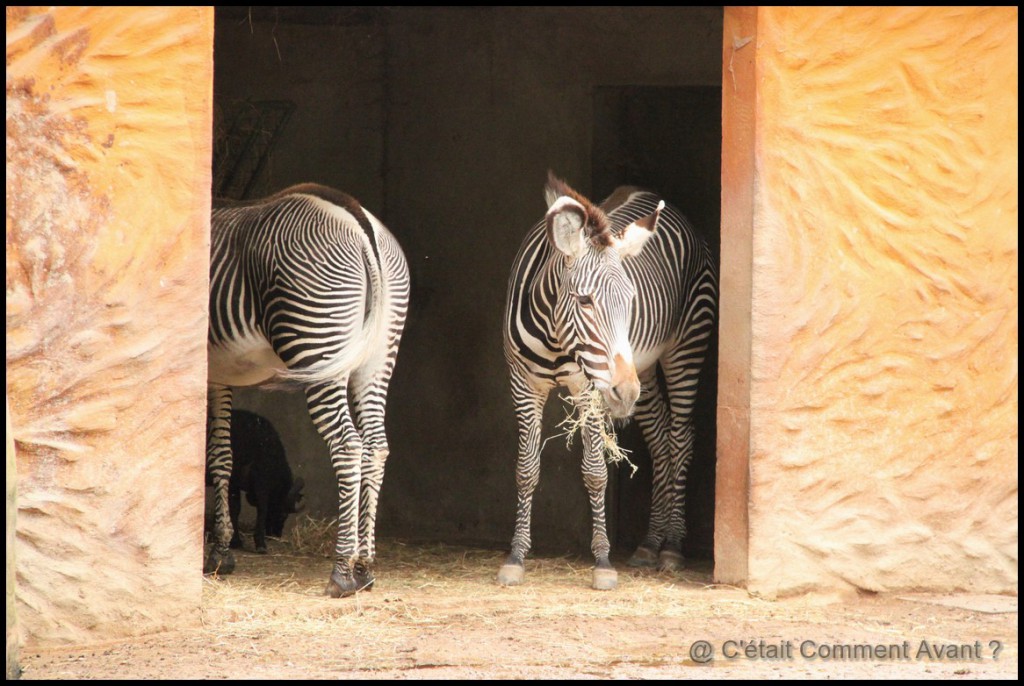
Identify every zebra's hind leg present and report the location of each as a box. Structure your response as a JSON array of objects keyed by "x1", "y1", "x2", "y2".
[
  {"x1": 352, "y1": 440, "x2": 390, "y2": 592},
  {"x1": 656, "y1": 276, "x2": 716, "y2": 572},
  {"x1": 498, "y1": 383, "x2": 547, "y2": 587},
  {"x1": 628, "y1": 367, "x2": 674, "y2": 568},
  {"x1": 582, "y1": 417, "x2": 617, "y2": 591},
  {"x1": 305, "y1": 381, "x2": 365, "y2": 598},
  {"x1": 657, "y1": 417, "x2": 696, "y2": 572},
  {"x1": 204, "y1": 385, "x2": 236, "y2": 575},
  {"x1": 350, "y1": 341, "x2": 402, "y2": 592},
  {"x1": 651, "y1": 418, "x2": 696, "y2": 573},
  {"x1": 353, "y1": 447, "x2": 384, "y2": 593}
]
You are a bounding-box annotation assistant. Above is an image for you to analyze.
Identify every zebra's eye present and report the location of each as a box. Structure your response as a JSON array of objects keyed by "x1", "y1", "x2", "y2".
[{"x1": 576, "y1": 294, "x2": 594, "y2": 307}]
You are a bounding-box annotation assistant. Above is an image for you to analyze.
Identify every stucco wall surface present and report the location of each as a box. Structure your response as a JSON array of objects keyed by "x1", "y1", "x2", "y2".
[
  {"x1": 6, "y1": 7, "x2": 213, "y2": 644},
  {"x1": 6, "y1": 398, "x2": 18, "y2": 677},
  {"x1": 747, "y1": 6, "x2": 1017, "y2": 596}
]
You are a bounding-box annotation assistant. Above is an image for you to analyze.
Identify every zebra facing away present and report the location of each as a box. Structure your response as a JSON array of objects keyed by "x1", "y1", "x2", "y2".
[
  {"x1": 205, "y1": 183, "x2": 410, "y2": 598},
  {"x1": 498, "y1": 172, "x2": 718, "y2": 590}
]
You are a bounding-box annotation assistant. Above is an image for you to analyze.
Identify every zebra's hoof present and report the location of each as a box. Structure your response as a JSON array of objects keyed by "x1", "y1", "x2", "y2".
[
  {"x1": 325, "y1": 570, "x2": 361, "y2": 598},
  {"x1": 203, "y1": 549, "x2": 236, "y2": 576},
  {"x1": 627, "y1": 545, "x2": 659, "y2": 568},
  {"x1": 355, "y1": 568, "x2": 375, "y2": 592},
  {"x1": 497, "y1": 563, "x2": 525, "y2": 586},
  {"x1": 658, "y1": 549, "x2": 685, "y2": 572},
  {"x1": 592, "y1": 566, "x2": 618, "y2": 591}
]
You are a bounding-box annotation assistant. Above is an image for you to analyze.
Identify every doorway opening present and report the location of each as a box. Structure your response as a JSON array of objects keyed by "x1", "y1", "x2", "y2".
[{"x1": 593, "y1": 85, "x2": 722, "y2": 563}]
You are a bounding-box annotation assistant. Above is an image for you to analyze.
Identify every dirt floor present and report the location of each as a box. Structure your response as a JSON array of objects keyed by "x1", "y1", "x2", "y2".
[{"x1": 15, "y1": 537, "x2": 1018, "y2": 680}]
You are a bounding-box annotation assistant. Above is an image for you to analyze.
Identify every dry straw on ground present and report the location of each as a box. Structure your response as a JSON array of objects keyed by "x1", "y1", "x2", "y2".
[
  {"x1": 197, "y1": 534, "x2": 733, "y2": 671},
  {"x1": 205, "y1": 533, "x2": 984, "y2": 644},
  {"x1": 288, "y1": 513, "x2": 338, "y2": 557},
  {"x1": 27, "y1": 534, "x2": 1020, "y2": 678}
]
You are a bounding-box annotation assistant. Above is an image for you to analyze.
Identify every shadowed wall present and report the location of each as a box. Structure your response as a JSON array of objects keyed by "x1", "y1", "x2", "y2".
[{"x1": 214, "y1": 7, "x2": 725, "y2": 558}]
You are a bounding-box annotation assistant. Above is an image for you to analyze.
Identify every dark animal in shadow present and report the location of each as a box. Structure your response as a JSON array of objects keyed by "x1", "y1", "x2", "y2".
[{"x1": 217, "y1": 409, "x2": 306, "y2": 553}]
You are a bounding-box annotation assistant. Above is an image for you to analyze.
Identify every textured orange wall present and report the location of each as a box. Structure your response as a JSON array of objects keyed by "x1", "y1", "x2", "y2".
[
  {"x1": 736, "y1": 6, "x2": 1017, "y2": 596},
  {"x1": 6, "y1": 7, "x2": 213, "y2": 644}
]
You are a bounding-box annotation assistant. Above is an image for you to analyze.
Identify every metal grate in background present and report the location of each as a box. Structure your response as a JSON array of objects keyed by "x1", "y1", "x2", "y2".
[{"x1": 212, "y1": 99, "x2": 295, "y2": 200}]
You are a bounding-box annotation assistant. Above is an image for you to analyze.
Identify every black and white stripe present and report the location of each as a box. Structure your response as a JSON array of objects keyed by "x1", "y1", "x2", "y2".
[
  {"x1": 499, "y1": 173, "x2": 718, "y2": 589},
  {"x1": 204, "y1": 184, "x2": 410, "y2": 598}
]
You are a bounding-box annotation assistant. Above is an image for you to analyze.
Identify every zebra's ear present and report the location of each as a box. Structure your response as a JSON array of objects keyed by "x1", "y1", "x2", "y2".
[
  {"x1": 544, "y1": 169, "x2": 571, "y2": 209},
  {"x1": 613, "y1": 200, "x2": 664, "y2": 258},
  {"x1": 544, "y1": 183, "x2": 561, "y2": 209},
  {"x1": 546, "y1": 196, "x2": 589, "y2": 260}
]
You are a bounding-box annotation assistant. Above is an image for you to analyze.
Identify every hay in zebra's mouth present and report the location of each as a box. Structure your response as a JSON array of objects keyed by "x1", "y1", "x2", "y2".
[{"x1": 557, "y1": 385, "x2": 638, "y2": 476}]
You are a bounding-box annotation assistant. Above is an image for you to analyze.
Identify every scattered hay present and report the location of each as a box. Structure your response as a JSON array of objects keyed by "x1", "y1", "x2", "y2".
[
  {"x1": 195, "y1": 534, "x2": 731, "y2": 672},
  {"x1": 289, "y1": 514, "x2": 337, "y2": 558},
  {"x1": 31, "y1": 534, "x2": 1020, "y2": 680},
  {"x1": 200, "y1": 567, "x2": 416, "y2": 666},
  {"x1": 558, "y1": 385, "x2": 638, "y2": 475}
]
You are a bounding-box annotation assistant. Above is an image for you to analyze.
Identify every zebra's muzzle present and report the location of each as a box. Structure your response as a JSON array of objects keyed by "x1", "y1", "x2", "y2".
[
  {"x1": 603, "y1": 383, "x2": 639, "y2": 419},
  {"x1": 604, "y1": 354, "x2": 641, "y2": 418}
]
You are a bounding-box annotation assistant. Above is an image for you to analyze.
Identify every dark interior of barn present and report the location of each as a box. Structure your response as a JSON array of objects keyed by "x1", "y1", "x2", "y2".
[{"x1": 212, "y1": 6, "x2": 723, "y2": 564}]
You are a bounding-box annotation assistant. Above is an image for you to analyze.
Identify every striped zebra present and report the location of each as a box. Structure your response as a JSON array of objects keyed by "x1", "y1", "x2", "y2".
[
  {"x1": 205, "y1": 183, "x2": 410, "y2": 598},
  {"x1": 498, "y1": 172, "x2": 718, "y2": 590}
]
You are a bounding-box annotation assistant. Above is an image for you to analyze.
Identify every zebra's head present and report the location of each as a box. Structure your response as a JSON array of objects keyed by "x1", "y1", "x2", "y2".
[{"x1": 544, "y1": 172, "x2": 663, "y2": 419}]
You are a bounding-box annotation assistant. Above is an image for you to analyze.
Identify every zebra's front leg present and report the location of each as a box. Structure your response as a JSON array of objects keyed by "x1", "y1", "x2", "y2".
[
  {"x1": 306, "y1": 382, "x2": 364, "y2": 598},
  {"x1": 581, "y1": 418, "x2": 616, "y2": 590},
  {"x1": 204, "y1": 385, "x2": 236, "y2": 575},
  {"x1": 497, "y1": 386, "x2": 546, "y2": 587}
]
